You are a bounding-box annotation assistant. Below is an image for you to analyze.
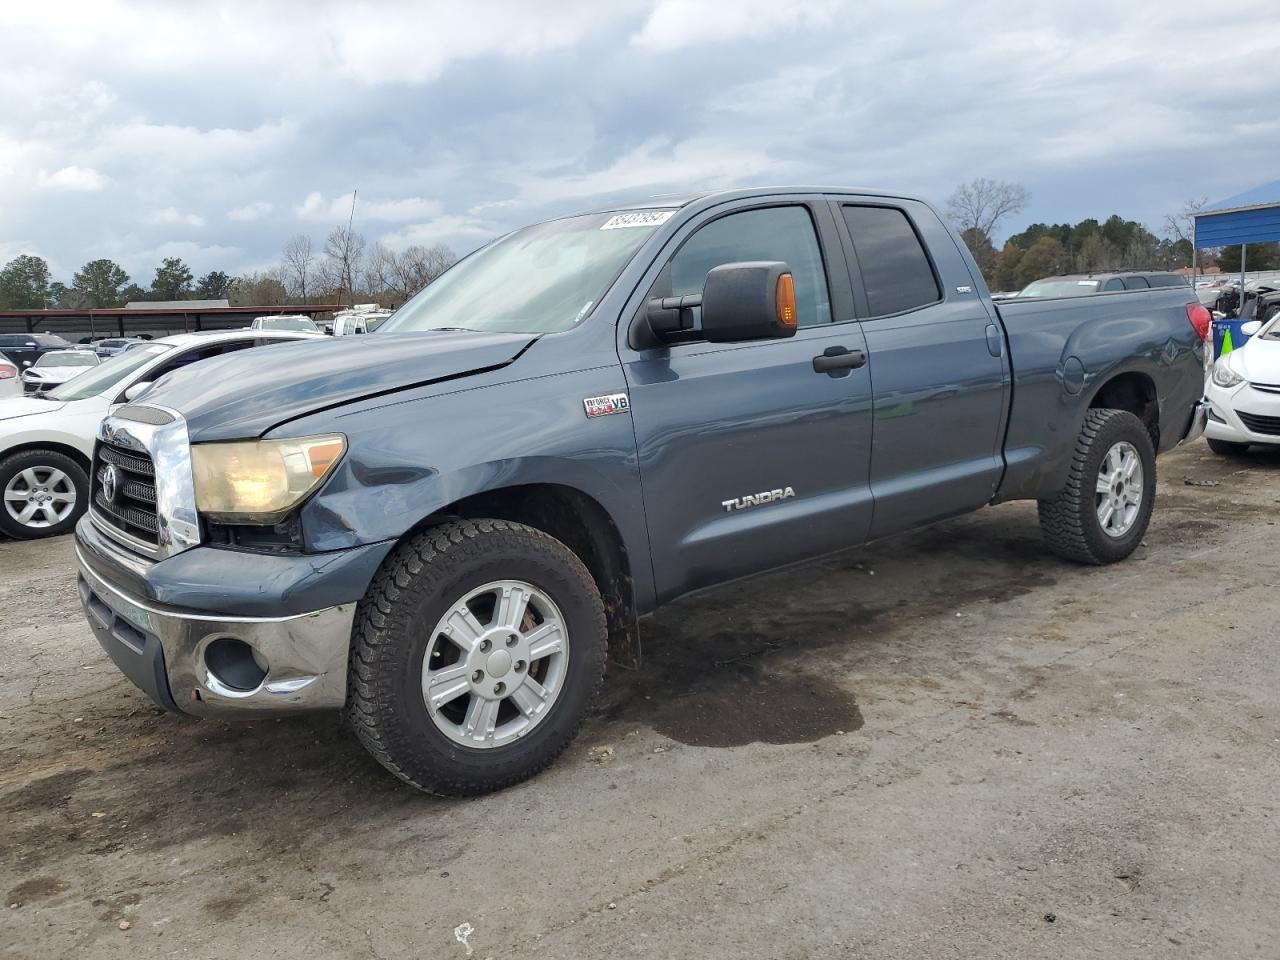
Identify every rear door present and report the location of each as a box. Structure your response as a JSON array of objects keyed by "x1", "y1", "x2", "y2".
[
  {"x1": 831, "y1": 197, "x2": 1010, "y2": 538},
  {"x1": 621, "y1": 198, "x2": 875, "y2": 602}
]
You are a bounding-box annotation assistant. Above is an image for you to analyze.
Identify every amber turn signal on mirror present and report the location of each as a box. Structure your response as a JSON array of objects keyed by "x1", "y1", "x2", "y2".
[{"x1": 775, "y1": 273, "x2": 796, "y2": 329}]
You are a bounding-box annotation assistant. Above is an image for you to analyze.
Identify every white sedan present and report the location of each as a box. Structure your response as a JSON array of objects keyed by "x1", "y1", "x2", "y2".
[
  {"x1": 1205, "y1": 315, "x2": 1280, "y2": 454},
  {"x1": 0, "y1": 328, "x2": 323, "y2": 539},
  {"x1": 21, "y1": 349, "x2": 99, "y2": 393}
]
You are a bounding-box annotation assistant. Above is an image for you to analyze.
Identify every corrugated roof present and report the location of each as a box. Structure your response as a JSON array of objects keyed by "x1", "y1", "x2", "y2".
[
  {"x1": 1200, "y1": 179, "x2": 1280, "y2": 215},
  {"x1": 125, "y1": 299, "x2": 229, "y2": 310}
]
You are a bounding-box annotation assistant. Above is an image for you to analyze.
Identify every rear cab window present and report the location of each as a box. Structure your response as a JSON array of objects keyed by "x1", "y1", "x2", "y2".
[{"x1": 840, "y1": 205, "x2": 942, "y2": 316}]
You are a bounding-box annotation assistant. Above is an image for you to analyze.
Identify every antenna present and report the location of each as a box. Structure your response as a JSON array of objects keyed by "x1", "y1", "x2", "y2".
[{"x1": 346, "y1": 189, "x2": 358, "y2": 308}]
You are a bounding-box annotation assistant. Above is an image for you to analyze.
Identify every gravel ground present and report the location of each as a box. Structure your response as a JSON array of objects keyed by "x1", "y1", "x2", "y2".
[{"x1": 1, "y1": 439, "x2": 1277, "y2": 959}]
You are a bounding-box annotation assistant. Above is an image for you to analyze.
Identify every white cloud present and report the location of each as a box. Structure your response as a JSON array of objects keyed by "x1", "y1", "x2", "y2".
[
  {"x1": 36, "y1": 165, "x2": 107, "y2": 191},
  {"x1": 380, "y1": 215, "x2": 499, "y2": 250},
  {"x1": 295, "y1": 191, "x2": 443, "y2": 223},
  {"x1": 631, "y1": 0, "x2": 841, "y2": 51},
  {"x1": 146, "y1": 207, "x2": 205, "y2": 228},
  {"x1": 227, "y1": 201, "x2": 273, "y2": 221}
]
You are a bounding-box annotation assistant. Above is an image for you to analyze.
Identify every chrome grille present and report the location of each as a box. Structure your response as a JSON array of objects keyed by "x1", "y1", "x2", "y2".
[
  {"x1": 92, "y1": 438, "x2": 160, "y2": 544},
  {"x1": 1249, "y1": 382, "x2": 1280, "y2": 395}
]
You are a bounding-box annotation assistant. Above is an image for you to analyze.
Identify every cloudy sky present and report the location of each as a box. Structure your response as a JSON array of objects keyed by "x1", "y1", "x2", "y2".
[{"x1": 3, "y1": 0, "x2": 1278, "y2": 285}]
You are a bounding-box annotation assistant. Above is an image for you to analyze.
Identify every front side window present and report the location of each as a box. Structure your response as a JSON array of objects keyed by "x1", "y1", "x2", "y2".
[
  {"x1": 841, "y1": 205, "x2": 941, "y2": 316},
  {"x1": 668, "y1": 205, "x2": 832, "y2": 328}
]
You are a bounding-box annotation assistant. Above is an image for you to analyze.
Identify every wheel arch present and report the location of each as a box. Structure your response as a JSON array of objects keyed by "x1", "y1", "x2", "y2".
[
  {"x1": 0, "y1": 439, "x2": 92, "y2": 475},
  {"x1": 400, "y1": 482, "x2": 642, "y2": 668},
  {"x1": 1086, "y1": 369, "x2": 1160, "y2": 448}
]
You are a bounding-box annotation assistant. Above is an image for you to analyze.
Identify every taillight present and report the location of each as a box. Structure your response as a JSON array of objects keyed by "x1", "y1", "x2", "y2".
[
  {"x1": 0, "y1": 365, "x2": 16, "y2": 380},
  {"x1": 1186, "y1": 302, "x2": 1211, "y2": 342}
]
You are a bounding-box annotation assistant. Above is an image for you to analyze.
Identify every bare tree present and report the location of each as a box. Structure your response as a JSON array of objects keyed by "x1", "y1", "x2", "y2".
[
  {"x1": 324, "y1": 226, "x2": 366, "y2": 308},
  {"x1": 1163, "y1": 197, "x2": 1207, "y2": 244},
  {"x1": 364, "y1": 242, "x2": 457, "y2": 305},
  {"x1": 281, "y1": 235, "x2": 316, "y2": 302},
  {"x1": 946, "y1": 178, "x2": 1031, "y2": 241}
]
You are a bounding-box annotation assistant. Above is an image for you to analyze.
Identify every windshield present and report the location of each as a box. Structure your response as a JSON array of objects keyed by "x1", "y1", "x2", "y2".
[
  {"x1": 379, "y1": 210, "x2": 672, "y2": 335},
  {"x1": 1019, "y1": 279, "x2": 1101, "y2": 298},
  {"x1": 260, "y1": 317, "x2": 318, "y2": 331},
  {"x1": 47, "y1": 344, "x2": 172, "y2": 400},
  {"x1": 35, "y1": 351, "x2": 97, "y2": 368}
]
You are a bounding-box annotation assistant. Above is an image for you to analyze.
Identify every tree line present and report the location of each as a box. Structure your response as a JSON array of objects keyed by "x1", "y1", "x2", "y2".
[
  {"x1": 947, "y1": 178, "x2": 1276, "y2": 292},
  {"x1": 0, "y1": 225, "x2": 457, "y2": 311}
]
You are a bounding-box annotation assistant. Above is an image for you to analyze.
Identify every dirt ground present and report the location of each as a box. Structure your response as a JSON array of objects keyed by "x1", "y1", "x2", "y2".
[{"x1": 2, "y1": 439, "x2": 1278, "y2": 959}]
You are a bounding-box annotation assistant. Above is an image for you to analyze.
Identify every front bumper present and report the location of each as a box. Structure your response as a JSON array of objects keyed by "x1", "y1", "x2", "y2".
[
  {"x1": 1204, "y1": 378, "x2": 1280, "y2": 446},
  {"x1": 76, "y1": 536, "x2": 357, "y2": 719}
]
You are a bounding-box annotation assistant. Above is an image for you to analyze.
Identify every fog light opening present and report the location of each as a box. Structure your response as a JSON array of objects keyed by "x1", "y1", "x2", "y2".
[{"x1": 204, "y1": 637, "x2": 268, "y2": 693}]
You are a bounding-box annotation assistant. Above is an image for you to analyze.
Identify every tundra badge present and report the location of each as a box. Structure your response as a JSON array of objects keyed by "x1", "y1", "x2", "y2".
[
  {"x1": 722, "y1": 487, "x2": 796, "y2": 512},
  {"x1": 583, "y1": 393, "x2": 630, "y2": 418}
]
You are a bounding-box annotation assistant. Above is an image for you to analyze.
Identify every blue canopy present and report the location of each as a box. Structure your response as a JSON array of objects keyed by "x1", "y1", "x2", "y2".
[{"x1": 1195, "y1": 179, "x2": 1280, "y2": 248}]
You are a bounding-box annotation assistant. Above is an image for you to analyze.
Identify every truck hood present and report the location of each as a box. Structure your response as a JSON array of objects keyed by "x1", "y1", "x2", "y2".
[
  {"x1": 0, "y1": 396, "x2": 67, "y2": 421},
  {"x1": 140, "y1": 331, "x2": 538, "y2": 442}
]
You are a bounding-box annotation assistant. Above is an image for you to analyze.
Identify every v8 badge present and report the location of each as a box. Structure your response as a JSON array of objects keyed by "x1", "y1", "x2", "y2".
[{"x1": 583, "y1": 393, "x2": 630, "y2": 418}]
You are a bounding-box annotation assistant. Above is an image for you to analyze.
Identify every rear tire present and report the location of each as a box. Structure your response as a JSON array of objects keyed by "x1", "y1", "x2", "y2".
[
  {"x1": 0, "y1": 449, "x2": 89, "y2": 540},
  {"x1": 1038, "y1": 409, "x2": 1156, "y2": 565},
  {"x1": 346, "y1": 519, "x2": 606, "y2": 796},
  {"x1": 1206, "y1": 438, "x2": 1251, "y2": 456}
]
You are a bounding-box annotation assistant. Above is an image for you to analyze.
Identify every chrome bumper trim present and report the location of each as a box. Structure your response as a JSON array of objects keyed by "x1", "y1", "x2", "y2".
[
  {"x1": 1181, "y1": 398, "x2": 1210, "y2": 445},
  {"x1": 77, "y1": 545, "x2": 355, "y2": 718}
]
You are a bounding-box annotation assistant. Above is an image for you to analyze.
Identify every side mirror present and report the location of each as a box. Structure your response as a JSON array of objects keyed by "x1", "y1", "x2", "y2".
[
  {"x1": 124, "y1": 382, "x2": 153, "y2": 402},
  {"x1": 1241, "y1": 320, "x2": 1262, "y2": 337},
  {"x1": 700, "y1": 261, "x2": 798, "y2": 343}
]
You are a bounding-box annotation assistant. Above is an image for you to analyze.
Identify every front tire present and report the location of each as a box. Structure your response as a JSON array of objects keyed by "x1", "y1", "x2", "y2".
[
  {"x1": 346, "y1": 519, "x2": 606, "y2": 796},
  {"x1": 1038, "y1": 409, "x2": 1156, "y2": 565},
  {"x1": 1206, "y1": 438, "x2": 1250, "y2": 456},
  {"x1": 0, "y1": 449, "x2": 88, "y2": 539}
]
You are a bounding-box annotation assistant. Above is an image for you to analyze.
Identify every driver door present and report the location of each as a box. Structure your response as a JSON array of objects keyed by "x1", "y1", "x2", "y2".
[{"x1": 621, "y1": 199, "x2": 874, "y2": 603}]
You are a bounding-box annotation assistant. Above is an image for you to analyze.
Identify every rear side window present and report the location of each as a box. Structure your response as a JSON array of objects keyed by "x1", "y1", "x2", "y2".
[
  {"x1": 1147, "y1": 274, "x2": 1189, "y2": 288},
  {"x1": 841, "y1": 205, "x2": 941, "y2": 316},
  {"x1": 669, "y1": 205, "x2": 832, "y2": 328},
  {"x1": 1123, "y1": 276, "x2": 1150, "y2": 290}
]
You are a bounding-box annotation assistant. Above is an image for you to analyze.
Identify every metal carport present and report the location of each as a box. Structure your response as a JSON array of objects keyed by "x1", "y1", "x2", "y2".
[{"x1": 1193, "y1": 179, "x2": 1280, "y2": 283}]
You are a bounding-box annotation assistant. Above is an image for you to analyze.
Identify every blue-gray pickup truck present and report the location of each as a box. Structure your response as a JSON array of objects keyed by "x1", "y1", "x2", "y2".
[{"x1": 74, "y1": 187, "x2": 1211, "y2": 794}]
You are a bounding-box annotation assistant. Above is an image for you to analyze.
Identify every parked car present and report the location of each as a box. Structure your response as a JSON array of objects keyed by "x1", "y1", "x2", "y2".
[
  {"x1": 1204, "y1": 312, "x2": 1280, "y2": 454},
  {"x1": 92, "y1": 338, "x2": 145, "y2": 359},
  {"x1": 75, "y1": 186, "x2": 1209, "y2": 795},
  {"x1": 21, "y1": 350, "x2": 99, "y2": 393},
  {"x1": 0, "y1": 354, "x2": 20, "y2": 398},
  {"x1": 0, "y1": 329, "x2": 323, "y2": 539},
  {"x1": 330, "y1": 308, "x2": 393, "y2": 336},
  {"x1": 250, "y1": 314, "x2": 320, "y2": 333},
  {"x1": 0, "y1": 333, "x2": 74, "y2": 369},
  {"x1": 1018, "y1": 271, "x2": 1190, "y2": 298}
]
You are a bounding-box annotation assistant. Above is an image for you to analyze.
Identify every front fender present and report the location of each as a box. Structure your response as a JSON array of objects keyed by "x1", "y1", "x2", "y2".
[{"x1": 288, "y1": 368, "x2": 654, "y2": 609}]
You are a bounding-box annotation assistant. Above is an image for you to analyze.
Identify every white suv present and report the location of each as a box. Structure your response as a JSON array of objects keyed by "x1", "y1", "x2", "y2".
[{"x1": 0, "y1": 329, "x2": 321, "y2": 539}]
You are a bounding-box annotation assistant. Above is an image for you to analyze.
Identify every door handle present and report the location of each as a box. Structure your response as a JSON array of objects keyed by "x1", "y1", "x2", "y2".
[
  {"x1": 985, "y1": 323, "x2": 1003, "y2": 358},
  {"x1": 812, "y1": 346, "x2": 867, "y2": 376}
]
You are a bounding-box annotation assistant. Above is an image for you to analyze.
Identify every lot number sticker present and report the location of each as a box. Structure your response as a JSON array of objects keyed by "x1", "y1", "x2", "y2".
[{"x1": 600, "y1": 211, "x2": 674, "y2": 230}]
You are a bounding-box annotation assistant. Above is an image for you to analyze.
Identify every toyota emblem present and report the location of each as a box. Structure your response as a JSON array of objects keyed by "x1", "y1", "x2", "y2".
[{"x1": 102, "y1": 464, "x2": 119, "y2": 503}]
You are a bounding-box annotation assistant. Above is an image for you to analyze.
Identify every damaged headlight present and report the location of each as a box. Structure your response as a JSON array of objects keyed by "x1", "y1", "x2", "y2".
[{"x1": 191, "y1": 434, "x2": 346, "y2": 524}]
